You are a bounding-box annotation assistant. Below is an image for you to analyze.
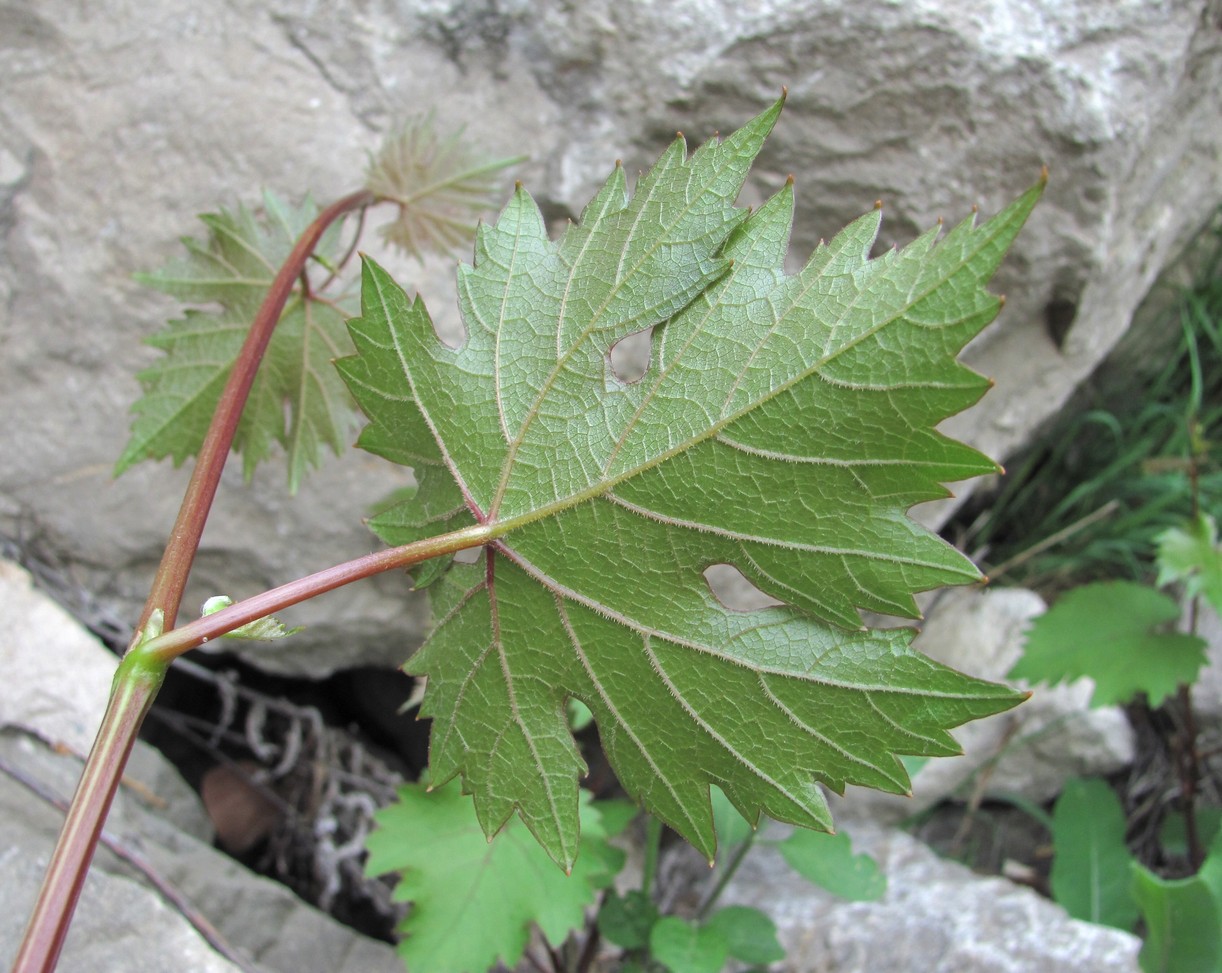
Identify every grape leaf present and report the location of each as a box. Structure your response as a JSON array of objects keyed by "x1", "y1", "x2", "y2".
[
  {"x1": 117, "y1": 191, "x2": 358, "y2": 491},
  {"x1": 364, "y1": 780, "x2": 622, "y2": 973},
  {"x1": 1011, "y1": 580, "x2": 1207, "y2": 707},
  {"x1": 339, "y1": 98, "x2": 1038, "y2": 869}
]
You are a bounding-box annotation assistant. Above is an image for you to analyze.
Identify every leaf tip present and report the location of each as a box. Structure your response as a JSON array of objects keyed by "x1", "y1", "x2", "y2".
[
  {"x1": 874, "y1": 199, "x2": 883, "y2": 211},
  {"x1": 786, "y1": 173, "x2": 795, "y2": 187},
  {"x1": 1039, "y1": 163, "x2": 1050, "y2": 185}
]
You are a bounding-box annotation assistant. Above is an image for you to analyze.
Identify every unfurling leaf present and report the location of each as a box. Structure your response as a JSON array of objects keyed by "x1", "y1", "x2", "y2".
[
  {"x1": 340, "y1": 98, "x2": 1037, "y2": 869},
  {"x1": 1011, "y1": 580, "x2": 1207, "y2": 707},
  {"x1": 364, "y1": 781, "x2": 622, "y2": 973},
  {"x1": 366, "y1": 114, "x2": 524, "y2": 260},
  {"x1": 118, "y1": 192, "x2": 358, "y2": 491},
  {"x1": 200, "y1": 595, "x2": 302, "y2": 641}
]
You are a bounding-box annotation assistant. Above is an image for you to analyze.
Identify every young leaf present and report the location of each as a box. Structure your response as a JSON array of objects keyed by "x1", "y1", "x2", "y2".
[
  {"x1": 364, "y1": 781, "x2": 623, "y2": 973},
  {"x1": 1011, "y1": 581, "x2": 1207, "y2": 707},
  {"x1": 776, "y1": 829, "x2": 886, "y2": 902},
  {"x1": 200, "y1": 595, "x2": 302, "y2": 641},
  {"x1": 1157, "y1": 513, "x2": 1222, "y2": 615},
  {"x1": 649, "y1": 916, "x2": 729, "y2": 973},
  {"x1": 705, "y1": 905, "x2": 786, "y2": 965},
  {"x1": 118, "y1": 191, "x2": 358, "y2": 491},
  {"x1": 340, "y1": 99, "x2": 1037, "y2": 869},
  {"x1": 366, "y1": 113, "x2": 525, "y2": 260},
  {"x1": 1049, "y1": 777, "x2": 1138, "y2": 930}
]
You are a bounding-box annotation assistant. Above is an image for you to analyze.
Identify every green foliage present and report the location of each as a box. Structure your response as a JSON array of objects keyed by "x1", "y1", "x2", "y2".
[
  {"x1": 704, "y1": 906, "x2": 786, "y2": 967},
  {"x1": 1132, "y1": 830, "x2": 1222, "y2": 973},
  {"x1": 339, "y1": 98, "x2": 1037, "y2": 869},
  {"x1": 1009, "y1": 580, "x2": 1207, "y2": 707},
  {"x1": 777, "y1": 828, "x2": 886, "y2": 902},
  {"x1": 649, "y1": 916, "x2": 729, "y2": 973},
  {"x1": 599, "y1": 889, "x2": 660, "y2": 951},
  {"x1": 364, "y1": 780, "x2": 623, "y2": 973},
  {"x1": 1157, "y1": 513, "x2": 1222, "y2": 614},
  {"x1": 1049, "y1": 778, "x2": 1139, "y2": 930},
  {"x1": 958, "y1": 217, "x2": 1222, "y2": 590},
  {"x1": 118, "y1": 192, "x2": 357, "y2": 491}
]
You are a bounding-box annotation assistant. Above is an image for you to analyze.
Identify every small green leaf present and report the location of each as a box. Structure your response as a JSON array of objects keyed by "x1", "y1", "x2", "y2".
[
  {"x1": 364, "y1": 781, "x2": 622, "y2": 973},
  {"x1": 200, "y1": 595, "x2": 302, "y2": 641},
  {"x1": 1049, "y1": 778, "x2": 1138, "y2": 930},
  {"x1": 1157, "y1": 514, "x2": 1222, "y2": 615},
  {"x1": 1011, "y1": 581, "x2": 1207, "y2": 707},
  {"x1": 776, "y1": 828, "x2": 886, "y2": 901},
  {"x1": 649, "y1": 916, "x2": 728, "y2": 973},
  {"x1": 705, "y1": 906, "x2": 785, "y2": 965},
  {"x1": 598, "y1": 889, "x2": 659, "y2": 950}
]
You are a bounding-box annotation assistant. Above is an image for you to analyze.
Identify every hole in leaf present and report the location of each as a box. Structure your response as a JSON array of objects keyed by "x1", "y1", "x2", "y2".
[
  {"x1": 608, "y1": 328, "x2": 653, "y2": 384},
  {"x1": 453, "y1": 546, "x2": 482, "y2": 564},
  {"x1": 703, "y1": 564, "x2": 782, "y2": 612}
]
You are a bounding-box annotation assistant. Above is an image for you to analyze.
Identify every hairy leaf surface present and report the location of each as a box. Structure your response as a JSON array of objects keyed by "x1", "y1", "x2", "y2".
[
  {"x1": 118, "y1": 191, "x2": 358, "y2": 491},
  {"x1": 340, "y1": 100, "x2": 1038, "y2": 868}
]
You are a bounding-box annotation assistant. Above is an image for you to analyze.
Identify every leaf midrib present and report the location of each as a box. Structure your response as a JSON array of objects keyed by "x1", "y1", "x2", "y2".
[{"x1": 486, "y1": 144, "x2": 740, "y2": 520}]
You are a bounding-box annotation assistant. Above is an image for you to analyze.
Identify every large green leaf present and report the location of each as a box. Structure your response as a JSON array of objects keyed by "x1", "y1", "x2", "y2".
[
  {"x1": 118, "y1": 191, "x2": 358, "y2": 491},
  {"x1": 340, "y1": 99, "x2": 1037, "y2": 868}
]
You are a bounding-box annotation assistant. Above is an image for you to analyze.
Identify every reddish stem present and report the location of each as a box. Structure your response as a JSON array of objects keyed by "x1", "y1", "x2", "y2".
[
  {"x1": 16, "y1": 187, "x2": 374, "y2": 973},
  {"x1": 138, "y1": 522, "x2": 494, "y2": 665},
  {"x1": 11, "y1": 654, "x2": 166, "y2": 973}
]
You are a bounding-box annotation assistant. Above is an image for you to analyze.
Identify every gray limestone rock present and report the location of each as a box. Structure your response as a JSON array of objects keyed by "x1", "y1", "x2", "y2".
[
  {"x1": 718, "y1": 815, "x2": 1143, "y2": 973},
  {"x1": 1, "y1": 0, "x2": 1218, "y2": 678},
  {"x1": 0, "y1": 558, "x2": 402, "y2": 972}
]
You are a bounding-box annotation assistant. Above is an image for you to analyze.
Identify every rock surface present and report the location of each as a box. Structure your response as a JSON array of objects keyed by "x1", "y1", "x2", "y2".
[
  {"x1": 914, "y1": 586, "x2": 1134, "y2": 806},
  {"x1": 719, "y1": 814, "x2": 1143, "y2": 973},
  {"x1": 0, "y1": 559, "x2": 401, "y2": 973},
  {"x1": 1, "y1": 1, "x2": 1218, "y2": 676}
]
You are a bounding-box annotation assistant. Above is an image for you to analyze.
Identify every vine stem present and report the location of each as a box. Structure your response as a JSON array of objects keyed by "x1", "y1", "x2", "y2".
[
  {"x1": 11, "y1": 653, "x2": 166, "y2": 972},
  {"x1": 14, "y1": 187, "x2": 375, "y2": 973}
]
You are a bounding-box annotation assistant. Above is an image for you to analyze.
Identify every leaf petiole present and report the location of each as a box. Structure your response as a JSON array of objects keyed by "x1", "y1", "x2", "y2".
[{"x1": 133, "y1": 522, "x2": 494, "y2": 665}]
